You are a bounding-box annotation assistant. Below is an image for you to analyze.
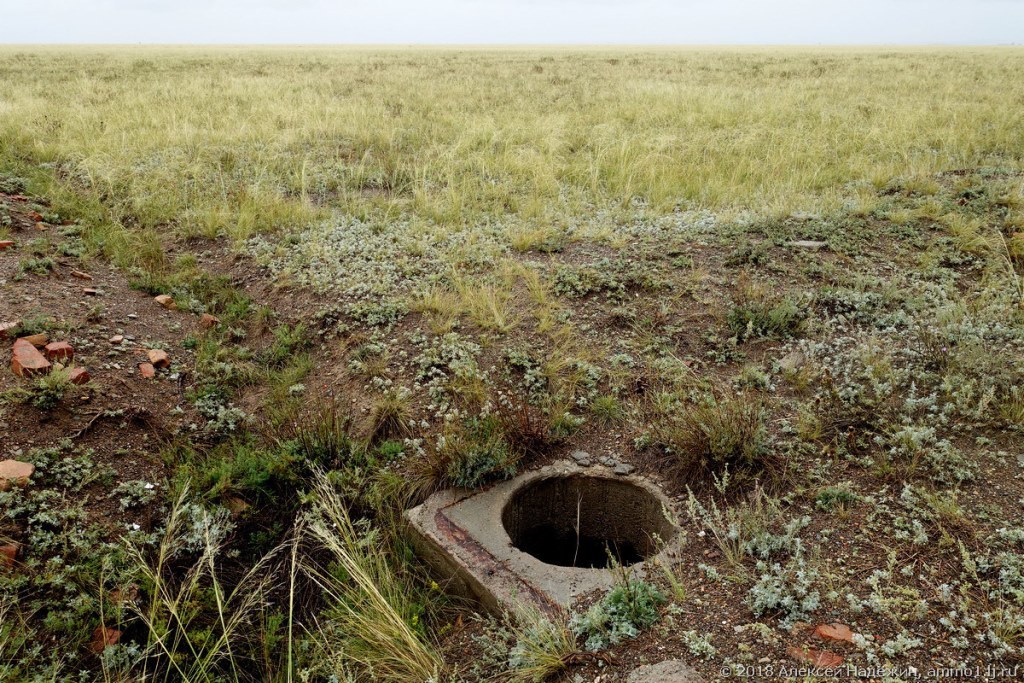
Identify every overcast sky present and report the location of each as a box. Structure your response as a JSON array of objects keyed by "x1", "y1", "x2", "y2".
[{"x1": 1, "y1": 0, "x2": 1021, "y2": 45}]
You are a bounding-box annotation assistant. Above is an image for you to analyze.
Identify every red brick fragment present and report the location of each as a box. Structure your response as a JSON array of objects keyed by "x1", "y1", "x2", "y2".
[
  {"x1": 83, "y1": 288, "x2": 98, "y2": 296},
  {"x1": 70, "y1": 269, "x2": 93, "y2": 280},
  {"x1": 89, "y1": 625, "x2": 122, "y2": 653},
  {"x1": 109, "y1": 584, "x2": 139, "y2": 605},
  {"x1": 11, "y1": 339, "x2": 51, "y2": 377},
  {"x1": 147, "y1": 348, "x2": 170, "y2": 368},
  {"x1": 786, "y1": 646, "x2": 844, "y2": 667},
  {"x1": 0, "y1": 460, "x2": 35, "y2": 491},
  {"x1": 0, "y1": 240, "x2": 14, "y2": 250},
  {"x1": 200, "y1": 313, "x2": 221, "y2": 329},
  {"x1": 815, "y1": 623, "x2": 856, "y2": 644},
  {"x1": 45, "y1": 341, "x2": 74, "y2": 361},
  {"x1": 68, "y1": 367, "x2": 91, "y2": 385},
  {"x1": 138, "y1": 362, "x2": 156, "y2": 379},
  {"x1": 0, "y1": 543, "x2": 17, "y2": 569},
  {"x1": 154, "y1": 294, "x2": 177, "y2": 310},
  {"x1": 28, "y1": 210, "x2": 43, "y2": 222},
  {"x1": 19, "y1": 333, "x2": 48, "y2": 347},
  {"x1": 224, "y1": 496, "x2": 251, "y2": 518}
]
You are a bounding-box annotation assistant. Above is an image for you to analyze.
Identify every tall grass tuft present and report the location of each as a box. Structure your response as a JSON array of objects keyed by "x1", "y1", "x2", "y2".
[
  {"x1": 291, "y1": 399, "x2": 357, "y2": 469},
  {"x1": 301, "y1": 470, "x2": 441, "y2": 683},
  {"x1": 123, "y1": 486, "x2": 280, "y2": 683},
  {"x1": 652, "y1": 391, "x2": 778, "y2": 490},
  {"x1": 505, "y1": 607, "x2": 581, "y2": 682}
]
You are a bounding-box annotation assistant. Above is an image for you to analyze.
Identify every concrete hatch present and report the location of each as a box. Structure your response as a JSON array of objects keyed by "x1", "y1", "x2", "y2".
[{"x1": 404, "y1": 460, "x2": 681, "y2": 615}]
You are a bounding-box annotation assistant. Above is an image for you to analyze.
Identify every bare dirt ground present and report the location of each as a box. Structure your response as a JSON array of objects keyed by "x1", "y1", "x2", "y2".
[{"x1": 1, "y1": 192, "x2": 206, "y2": 533}]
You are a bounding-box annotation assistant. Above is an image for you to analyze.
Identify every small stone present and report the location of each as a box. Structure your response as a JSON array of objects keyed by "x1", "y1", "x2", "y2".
[
  {"x1": 0, "y1": 543, "x2": 17, "y2": 569},
  {"x1": 154, "y1": 294, "x2": 177, "y2": 310},
  {"x1": 613, "y1": 463, "x2": 636, "y2": 476},
  {"x1": 109, "y1": 335, "x2": 124, "y2": 344},
  {"x1": 0, "y1": 240, "x2": 14, "y2": 250},
  {"x1": 89, "y1": 625, "x2": 122, "y2": 653},
  {"x1": 19, "y1": 333, "x2": 48, "y2": 347},
  {"x1": 44, "y1": 341, "x2": 74, "y2": 361},
  {"x1": 787, "y1": 240, "x2": 828, "y2": 251},
  {"x1": 147, "y1": 348, "x2": 170, "y2": 368},
  {"x1": 0, "y1": 460, "x2": 35, "y2": 491},
  {"x1": 598, "y1": 456, "x2": 614, "y2": 466},
  {"x1": 0, "y1": 321, "x2": 19, "y2": 339},
  {"x1": 779, "y1": 350, "x2": 806, "y2": 373},
  {"x1": 70, "y1": 270, "x2": 93, "y2": 280},
  {"x1": 199, "y1": 313, "x2": 221, "y2": 329},
  {"x1": 627, "y1": 660, "x2": 704, "y2": 683},
  {"x1": 138, "y1": 362, "x2": 156, "y2": 379},
  {"x1": 11, "y1": 339, "x2": 51, "y2": 377},
  {"x1": 68, "y1": 367, "x2": 91, "y2": 385},
  {"x1": 571, "y1": 450, "x2": 592, "y2": 465},
  {"x1": 83, "y1": 288, "x2": 98, "y2": 296}
]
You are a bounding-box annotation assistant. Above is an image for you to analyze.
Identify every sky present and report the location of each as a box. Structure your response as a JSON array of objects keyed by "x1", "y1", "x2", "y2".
[{"x1": 1, "y1": 0, "x2": 1021, "y2": 45}]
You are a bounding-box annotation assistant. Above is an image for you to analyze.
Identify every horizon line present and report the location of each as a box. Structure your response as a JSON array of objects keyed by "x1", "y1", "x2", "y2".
[{"x1": 0, "y1": 42, "x2": 1020, "y2": 48}]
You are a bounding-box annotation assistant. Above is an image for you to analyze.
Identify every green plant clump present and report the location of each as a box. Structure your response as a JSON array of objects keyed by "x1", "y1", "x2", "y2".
[{"x1": 570, "y1": 579, "x2": 666, "y2": 651}]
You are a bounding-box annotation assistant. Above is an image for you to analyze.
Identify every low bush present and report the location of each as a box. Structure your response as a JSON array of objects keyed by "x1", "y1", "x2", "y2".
[
  {"x1": 652, "y1": 391, "x2": 777, "y2": 489},
  {"x1": 411, "y1": 416, "x2": 519, "y2": 495},
  {"x1": 570, "y1": 578, "x2": 666, "y2": 651}
]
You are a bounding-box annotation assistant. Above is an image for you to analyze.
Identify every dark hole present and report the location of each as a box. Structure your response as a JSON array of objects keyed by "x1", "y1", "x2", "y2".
[
  {"x1": 514, "y1": 523, "x2": 644, "y2": 568},
  {"x1": 502, "y1": 474, "x2": 674, "y2": 569}
]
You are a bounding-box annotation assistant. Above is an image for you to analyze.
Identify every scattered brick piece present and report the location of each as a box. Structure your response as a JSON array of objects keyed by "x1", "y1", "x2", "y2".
[
  {"x1": 45, "y1": 341, "x2": 74, "y2": 361},
  {"x1": 154, "y1": 294, "x2": 177, "y2": 310},
  {"x1": 0, "y1": 460, "x2": 35, "y2": 491},
  {"x1": 34, "y1": 222, "x2": 47, "y2": 231},
  {"x1": 147, "y1": 348, "x2": 170, "y2": 368},
  {"x1": 109, "y1": 584, "x2": 139, "y2": 605},
  {"x1": 786, "y1": 646, "x2": 844, "y2": 667},
  {"x1": 0, "y1": 321, "x2": 19, "y2": 339},
  {"x1": 109, "y1": 335, "x2": 124, "y2": 344},
  {"x1": 89, "y1": 625, "x2": 122, "y2": 653},
  {"x1": 815, "y1": 623, "x2": 855, "y2": 644},
  {"x1": 28, "y1": 210, "x2": 43, "y2": 222},
  {"x1": 19, "y1": 333, "x2": 48, "y2": 347},
  {"x1": 138, "y1": 362, "x2": 156, "y2": 379},
  {"x1": 11, "y1": 338, "x2": 52, "y2": 377},
  {"x1": 68, "y1": 367, "x2": 91, "y2": 385},
  {"x1": 83, "y1": 288, "x2": 98, "y2": 296},
  {"x1": 224, "y1": 496, "x2": 251, "y2": 517},
  {"x1": 200, "y1": 313, "x2": 221, "y2": 329},
  {"x1": 0, "y1": 543, "x2": 17, "y2": 569},
  {"x1": 0, "y1": 240, "x2": 14, "y2": 250},
  {"x1": 70, "y1": 269, "x2": 93, "y2": 280}
]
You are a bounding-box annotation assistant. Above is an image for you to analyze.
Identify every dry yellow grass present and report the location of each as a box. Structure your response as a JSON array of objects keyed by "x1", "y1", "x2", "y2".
[{"x1": 0, "y1": 46, "x2": 1022, "y2": 242}]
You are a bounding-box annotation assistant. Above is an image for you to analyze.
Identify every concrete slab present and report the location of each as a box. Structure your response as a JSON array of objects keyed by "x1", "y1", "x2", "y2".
[{"x1": 404, "y1": 460, "x2": 682, "y2": 616}]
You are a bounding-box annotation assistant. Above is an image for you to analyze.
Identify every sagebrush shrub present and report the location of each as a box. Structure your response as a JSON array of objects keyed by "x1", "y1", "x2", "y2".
[{"x1": 570, "y1": 579, "x2": 666, "y2": 651}]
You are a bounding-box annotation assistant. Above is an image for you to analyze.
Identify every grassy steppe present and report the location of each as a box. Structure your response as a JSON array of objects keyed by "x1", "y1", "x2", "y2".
[{"x1": 1, "y1": 47, "x2": 1022, "y2": 241}]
